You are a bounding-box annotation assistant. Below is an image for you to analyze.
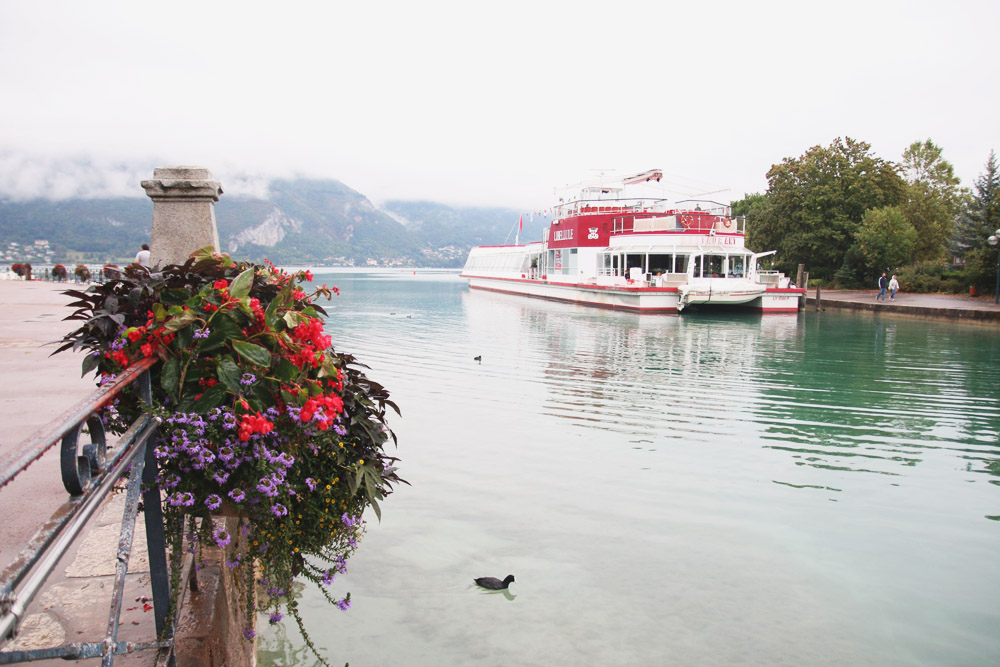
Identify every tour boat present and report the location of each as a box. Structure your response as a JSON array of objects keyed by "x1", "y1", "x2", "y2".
[{"x1": 461, "y1": 170, "x2": 804, "y2": 313}]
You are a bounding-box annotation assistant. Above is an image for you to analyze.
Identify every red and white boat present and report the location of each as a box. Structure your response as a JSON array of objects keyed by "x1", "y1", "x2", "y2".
[{"x1": 461, "y1": 170, "x2": 804, "y2": 313}]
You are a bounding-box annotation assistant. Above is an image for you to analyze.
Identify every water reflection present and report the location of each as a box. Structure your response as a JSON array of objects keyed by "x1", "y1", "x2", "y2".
[
  {"x1": 460, "y1": 288, "x2": 1000, "y2": 488},
  {"x1": 271, "y1": 272, "x2": 1000, "y2": 666}
]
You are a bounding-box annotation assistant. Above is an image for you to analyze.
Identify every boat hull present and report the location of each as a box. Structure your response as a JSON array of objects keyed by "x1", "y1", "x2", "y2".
[{"x1": 465, "y1": 275, "x2": 804, "y2": 313}]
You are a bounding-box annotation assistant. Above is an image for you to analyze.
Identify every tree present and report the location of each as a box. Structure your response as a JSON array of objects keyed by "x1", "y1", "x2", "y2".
[
  {"x1": 951, "y1": 151, "x2": 1000, "y2": 286},
  {"x1": 746, "y1": 137, "x2": 905, "y2": 280},
  {"x1": 900, "y1": 140, "x2": 961, "y2": 261},
  {"x1": 854, "y1": 206, "x2": 917, "y2": 274}
]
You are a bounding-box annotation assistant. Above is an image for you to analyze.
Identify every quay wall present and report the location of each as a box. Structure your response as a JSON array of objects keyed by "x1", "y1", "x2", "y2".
[{"x1": 804, "y1": 290, "x2": 1000, "y2": 325}]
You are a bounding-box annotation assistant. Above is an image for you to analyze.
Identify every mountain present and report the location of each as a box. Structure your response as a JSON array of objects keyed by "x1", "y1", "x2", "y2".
[{"x1": 0, "y1": 179, "x2": 541, "y2": 268}]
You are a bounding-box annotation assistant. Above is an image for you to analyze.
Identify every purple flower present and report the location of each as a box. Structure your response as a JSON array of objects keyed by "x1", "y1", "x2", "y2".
[
  {"x1": 271, "y1": 503, "x2": 288, "y2": 517},
  {"x1": 335, "y1": 597, "x2": 351, "y2": 611},
  {"x1": 305, "y1": 478, "x2": 316, "y2": 491},
  {"x1": 228, "y1": 489, "x2": 246, "y2": 503},
  {"x1": 213, "y1": 470, "x2": 230, "y2": 485},
  {"x1": 214, "y1": 528, "x2": 231, "y2": 548},
  {"x1": 227, "y1": 554, "x2": 242, "y2": 569},
  {"x1": 341, "y1": 513, "x2": 356, "y2": 527},
  {"x1": 240, "y1": 373, "x2": 256, "y2": 386},
  {"x1": 242, "y1": 627, "x2": 256, "y2": 640},
  {"x1": 268, "y1": 611, "x2": 283, "y2": 624},
  {"x1": 257, "y1": 477, "x2": 278, "y2": 497},
  {"x1": 168, "y1": 492, "x2": 195, "y2": 507},
  {"x1": 205, "y1": 494, "x2": 222, "y2": 511},
  {"x1": 321, "y1": 569, "x2": 334, "y2": 586},
  {"x1": 193, "y1": 327, "x2": 211, "y2": 339}
]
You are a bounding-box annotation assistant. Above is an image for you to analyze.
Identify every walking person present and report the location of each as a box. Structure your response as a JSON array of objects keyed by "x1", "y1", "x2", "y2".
[
  {"x1": 889, "y1": 274, "x2": 900, "y2": 300},
  {"x1": 877, "y1": 272, "x2": 888, "y2": 301}
]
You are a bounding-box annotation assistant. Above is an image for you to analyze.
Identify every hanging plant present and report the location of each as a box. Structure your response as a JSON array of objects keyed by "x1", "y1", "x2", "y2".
[{"x1": 56, "y1": 247, "x2": 403, "y2": 664}]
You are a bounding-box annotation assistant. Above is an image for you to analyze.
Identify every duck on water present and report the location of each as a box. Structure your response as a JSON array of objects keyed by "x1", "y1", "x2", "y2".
[{"x1": 474, "y1": 575, "x2": 515, "y2": 590}]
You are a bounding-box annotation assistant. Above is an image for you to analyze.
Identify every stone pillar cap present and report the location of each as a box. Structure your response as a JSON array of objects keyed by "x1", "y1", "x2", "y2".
[
  {"x1": 150, "y1": 166, "x2": 213, "y2": 179},
  {"x1": 141, "y1": 166, "x2": 222, "y2": 201}
]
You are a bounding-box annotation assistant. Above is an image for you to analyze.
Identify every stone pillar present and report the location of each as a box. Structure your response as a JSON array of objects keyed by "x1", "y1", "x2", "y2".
[{"x1": 141, "y1": 167, "x2": 223, "y2": 268}]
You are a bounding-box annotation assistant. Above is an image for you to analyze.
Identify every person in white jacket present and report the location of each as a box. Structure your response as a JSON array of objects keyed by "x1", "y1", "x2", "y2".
[{"x1": 889, "y1": 275, "x2": 900, "y2": 300}]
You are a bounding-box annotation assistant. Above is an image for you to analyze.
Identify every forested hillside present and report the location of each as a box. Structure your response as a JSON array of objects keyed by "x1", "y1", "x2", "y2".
[{"x1": 0, "y1": 179, "x2": 530, "y2": 267}]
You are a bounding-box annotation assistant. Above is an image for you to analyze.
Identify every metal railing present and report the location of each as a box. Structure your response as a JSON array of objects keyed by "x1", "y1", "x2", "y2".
[{"x1": 0, "y1": 357, "x2": 175, "y2": 665}]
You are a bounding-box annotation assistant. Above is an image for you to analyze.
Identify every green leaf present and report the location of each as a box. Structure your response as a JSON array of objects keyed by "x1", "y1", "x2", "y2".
[
  {"x1": 160, "y1": 289, "x2": 192, "y2": 307},
  {"x1": 200, "y1": 317, "x2": 241, "y2": 353},
  {"x1": 273, "y1": 358, "x2": 300, "y2": 383},
  {"x1": 233, "y1": 340, "x2": 272, "y2": 368},
  {"x1": 193, "y1": 383, "x2": 229, "y2": 413},
  {"x1": 228, "y1": 267, "x2": 255, "y2": 300},
  {"x1": 152, "y1": 302, "x2": 167, "y2": 322},
  {"x1": 161, "y1": 357, "x2": 180, "y2": 399},
  {"x1": 164, "y1": 309, "x2": 200, "y2": 333},
  {"x1": 217, "y1": 357, "x2": 242, "y2": 393}
]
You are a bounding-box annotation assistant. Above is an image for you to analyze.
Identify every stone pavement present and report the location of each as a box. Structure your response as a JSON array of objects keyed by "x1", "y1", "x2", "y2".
[
  {"x1": 0, "y1": 280, "x2": 159, "y2": 665},
  {"x1": 805, "y1": 288, "x2": 1000, "y2": 324}
]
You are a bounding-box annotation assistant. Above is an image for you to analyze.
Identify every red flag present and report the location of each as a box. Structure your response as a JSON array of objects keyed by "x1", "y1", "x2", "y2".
[{"x1": 519, "y1": 214, "x2": 523, "y2": 232}]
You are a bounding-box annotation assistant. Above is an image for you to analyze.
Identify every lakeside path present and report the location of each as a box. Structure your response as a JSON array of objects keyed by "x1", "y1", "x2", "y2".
[
  {"x1": 0, "y1": 280, "x2": 157, "y2": 665},
  {"x1": 805, "y1": 288, "x2": 1000, "y2": 324},
  {"x1": 0, "y1": 280, "x2": 95, "y2": 564}
]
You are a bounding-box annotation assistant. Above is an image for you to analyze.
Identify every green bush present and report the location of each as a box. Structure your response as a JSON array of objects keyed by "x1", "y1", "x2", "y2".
[{"x1": 896, "y1": 262, "x2": 970, "y2": 293}]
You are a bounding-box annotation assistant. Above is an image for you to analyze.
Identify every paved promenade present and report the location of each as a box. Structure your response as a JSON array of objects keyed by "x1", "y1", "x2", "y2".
[{"x1": 805, "y1": 288, "x2": 1000, "y2": 323}]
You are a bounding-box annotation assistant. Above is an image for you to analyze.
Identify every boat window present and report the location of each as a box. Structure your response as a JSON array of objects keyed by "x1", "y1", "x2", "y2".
[
  {"x1": 728, "y1": 255, "x2": 746, "y2": 277},
  {"x1": 672, "y1": 254, "x2": 689, "y2": 274},
  {"x1": 706, "y1": 255, "x2": 725, "y2": 277},
  {"x1": 648, "y1": 254, "x2": 672, "y2": 275}
]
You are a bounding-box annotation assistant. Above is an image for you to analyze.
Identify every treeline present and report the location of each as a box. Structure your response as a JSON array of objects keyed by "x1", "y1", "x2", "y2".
[{"x1": 733, "y1": 138, "x2": 1000, "y2": 293}]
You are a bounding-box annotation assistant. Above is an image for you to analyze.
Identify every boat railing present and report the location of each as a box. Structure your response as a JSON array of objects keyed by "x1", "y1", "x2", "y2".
[
  {"x1": 553, "y1": 197, "x2": 670, "y2": 219},
  {"x1": 610, "y1": 211, "x2": 742, "y2": 235}
]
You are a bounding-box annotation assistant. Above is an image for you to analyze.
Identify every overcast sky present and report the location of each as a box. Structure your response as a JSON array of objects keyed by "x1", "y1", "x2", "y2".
[{"x1": 0, "y1": 0, "x2": 997, "y2": 209}]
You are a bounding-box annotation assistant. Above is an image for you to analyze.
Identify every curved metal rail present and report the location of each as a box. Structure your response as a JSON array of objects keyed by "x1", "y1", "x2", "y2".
[{"x1": 0, "y1": 357, "x2": 174, "y2": 665}]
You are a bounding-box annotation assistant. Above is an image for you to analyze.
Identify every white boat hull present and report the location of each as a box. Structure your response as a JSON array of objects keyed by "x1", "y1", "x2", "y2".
[{"x1": 466, "y1": 275, "x2": 802, "y2": 313}]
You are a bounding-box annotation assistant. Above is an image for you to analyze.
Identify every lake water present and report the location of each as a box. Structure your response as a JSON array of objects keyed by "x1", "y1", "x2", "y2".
[{"x1": 258, "y1": 270, "x2": 1000, "y2": 666}]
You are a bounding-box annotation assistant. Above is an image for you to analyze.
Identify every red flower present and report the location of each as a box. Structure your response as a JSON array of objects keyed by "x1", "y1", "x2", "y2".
[
  {"x1": 127, "y1": 327, "x2": 146, "y2": 342},
  {"x1": 213, "y1": 279, "x2": 229, "y2": 291},
  {"x1": 299, "y1": 393, "x2": 344, "y2": 430},
  {"x1": 111, "y1": 349, "x2": 130, "y2": 368},
  {"x1": 238, "y1": 412, "x2": 274, "y2": 442}
]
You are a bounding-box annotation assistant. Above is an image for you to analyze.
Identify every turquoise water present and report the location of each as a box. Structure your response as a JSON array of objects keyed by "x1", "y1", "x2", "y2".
[{"x1": 259, "y1": 271, "x2": 1000, "y2": 666}]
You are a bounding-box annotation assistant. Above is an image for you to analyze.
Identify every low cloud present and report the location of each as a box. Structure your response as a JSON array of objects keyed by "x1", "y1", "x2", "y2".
[{"x1": 0, "y1": 152, "x2": 273, "y2": 202}]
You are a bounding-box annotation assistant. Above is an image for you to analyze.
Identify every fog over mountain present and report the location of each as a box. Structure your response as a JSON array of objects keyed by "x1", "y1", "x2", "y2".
[{"x1": 0, "y1": 163, "x2": 540, "y2": 268}]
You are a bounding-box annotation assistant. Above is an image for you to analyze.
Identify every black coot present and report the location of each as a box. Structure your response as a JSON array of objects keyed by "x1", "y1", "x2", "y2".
[{"x1": 474, "y1": 574, "x2": 515, "y2": 590}]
